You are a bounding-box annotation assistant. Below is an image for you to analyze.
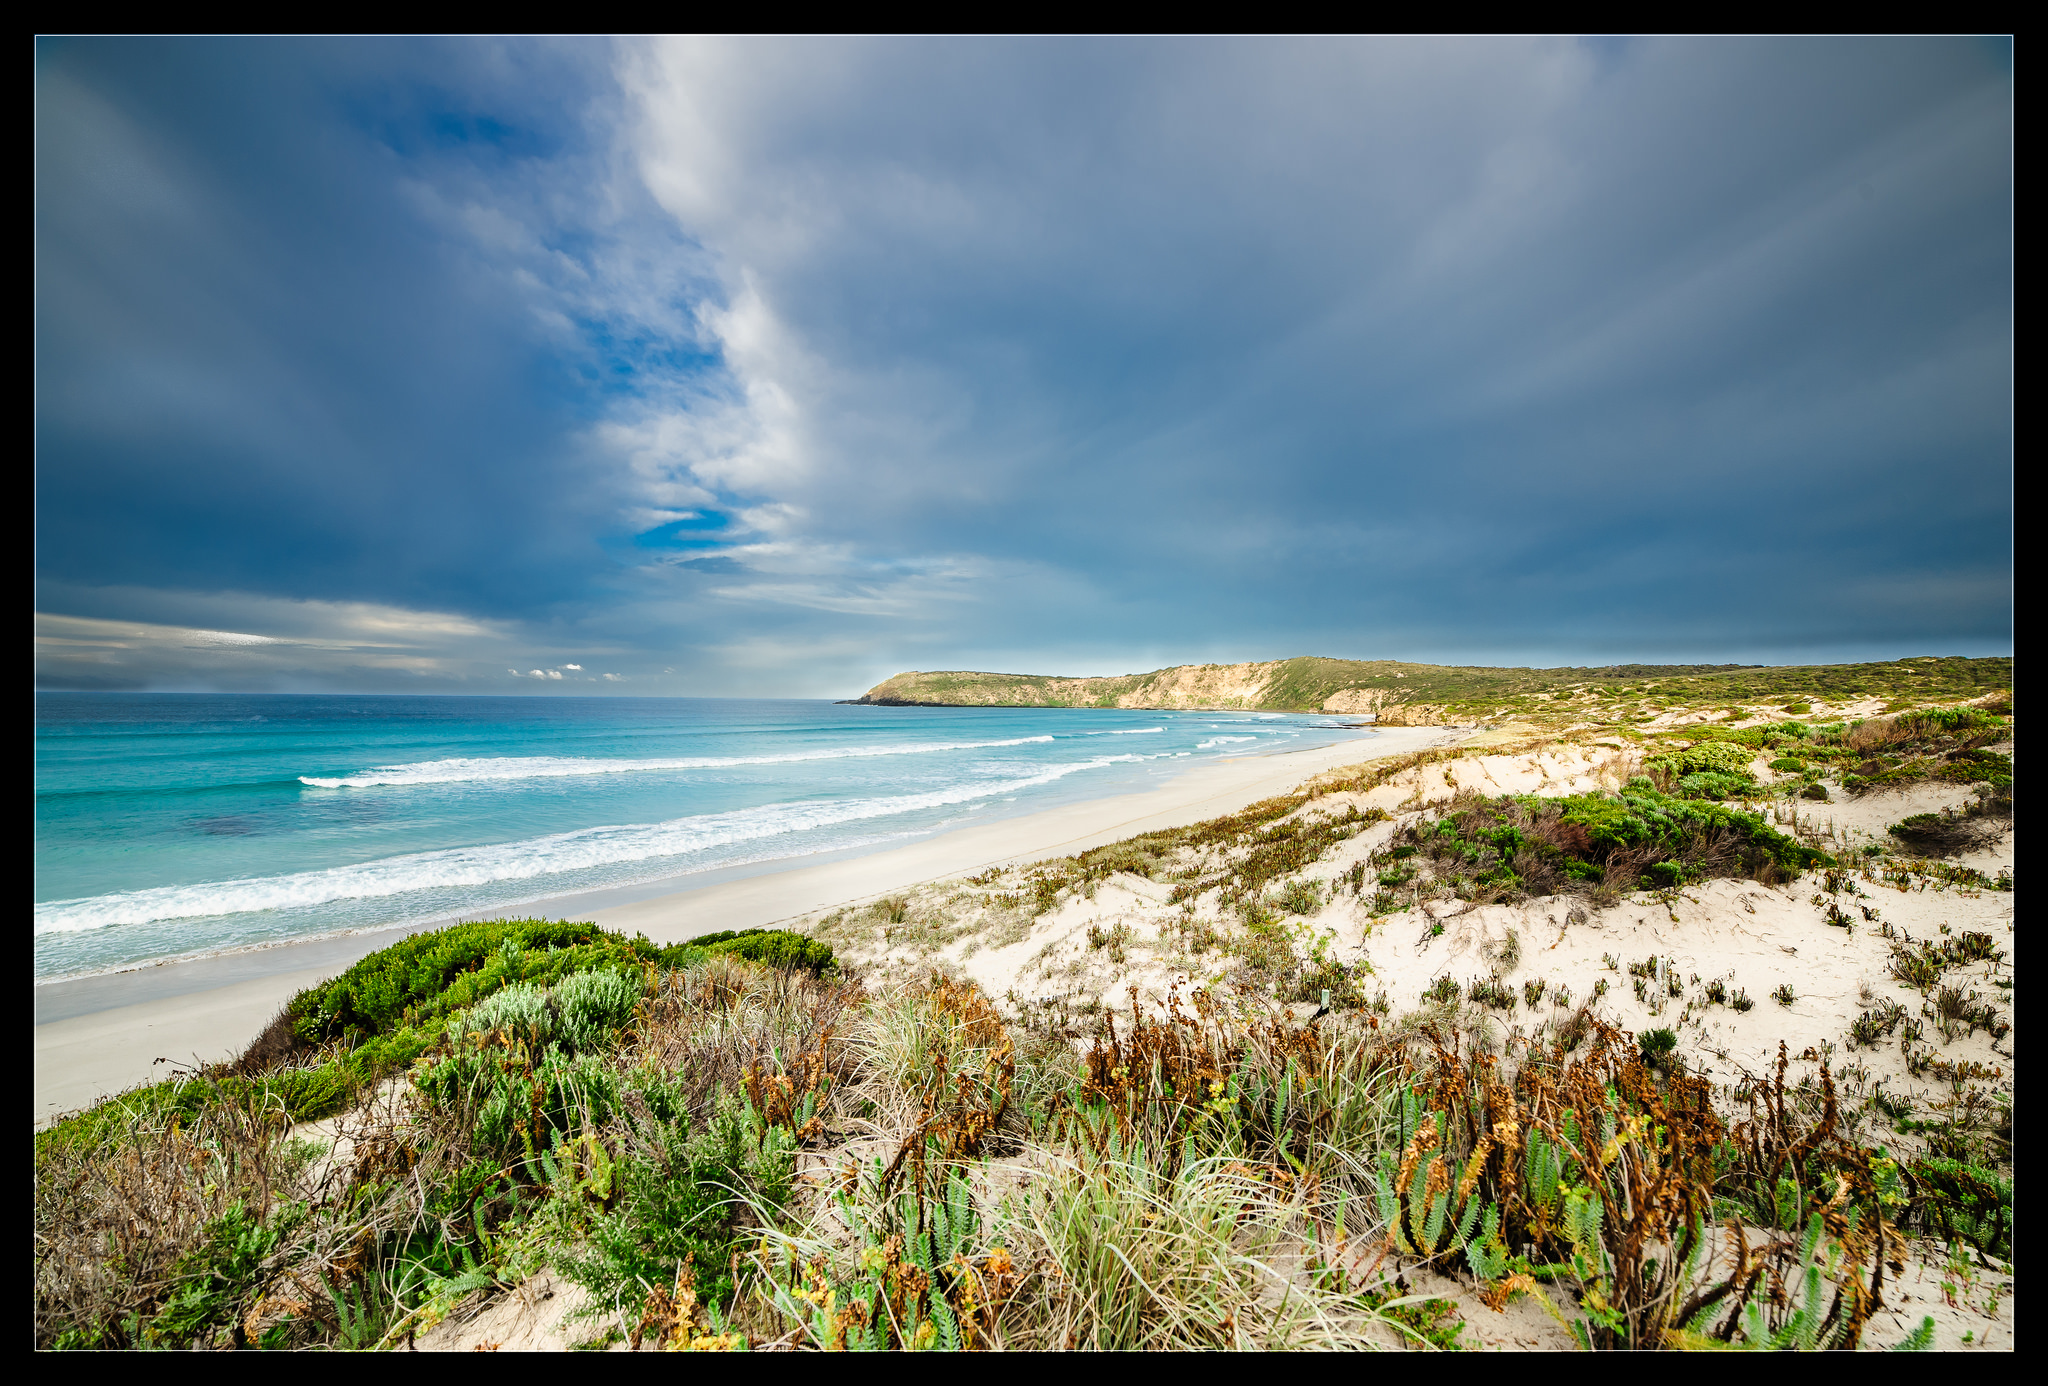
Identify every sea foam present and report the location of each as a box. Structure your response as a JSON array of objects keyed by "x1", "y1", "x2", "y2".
[
  {"x1": 299, "y1": 735, "x2": 1057, "y2": 788},
  {"x1": 38, "y1": 755, "x2": 1134, "y2": 934}
]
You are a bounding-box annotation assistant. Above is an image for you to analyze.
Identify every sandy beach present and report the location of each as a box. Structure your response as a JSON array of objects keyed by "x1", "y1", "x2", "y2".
[{"x1": 33, "y1": 725, "x2": 1465, "y2": 1124}]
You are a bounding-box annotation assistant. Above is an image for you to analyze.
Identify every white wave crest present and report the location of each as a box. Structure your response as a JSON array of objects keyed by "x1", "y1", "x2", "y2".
[
  {"x1": 1086, "y1": 727, "x2": 1163, "y2": 735},
  {"x1": 38, "y1": 757, "x2": 1133, "y2": 934},
  {"x1": 299, "y1": 736, "x2": 1057, "y2": 788},
  {"x1": 1196, "y1": 736, "x2": 1258, "y2": 749}
]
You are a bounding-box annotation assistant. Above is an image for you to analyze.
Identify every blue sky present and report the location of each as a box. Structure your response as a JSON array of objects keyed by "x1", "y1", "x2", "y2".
[{"x1": 35, "y1": 37, "x2": 2012, "y2": 695}]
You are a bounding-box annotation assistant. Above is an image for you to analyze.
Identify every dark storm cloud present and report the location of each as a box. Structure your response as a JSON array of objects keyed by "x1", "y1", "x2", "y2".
[
  {"x1": 622, "y1": 37, "x2": 2011, "y2": 665},
  {"x1": 36, "y1": 37, "x2": 2011, "y2": 695},
  {"x1": 35, "y1": 38, "x2": 690, "y2": 617}
]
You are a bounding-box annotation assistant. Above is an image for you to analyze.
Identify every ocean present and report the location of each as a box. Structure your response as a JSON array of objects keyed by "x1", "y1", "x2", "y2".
[{"x1": 34, "y1": 693, "x2": 1371, "y2": 980}]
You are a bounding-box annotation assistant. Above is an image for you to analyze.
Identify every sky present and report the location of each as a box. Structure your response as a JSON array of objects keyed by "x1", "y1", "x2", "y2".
[{"x1": 35, "y1": 37, "x2": 2013, "y2": 697}]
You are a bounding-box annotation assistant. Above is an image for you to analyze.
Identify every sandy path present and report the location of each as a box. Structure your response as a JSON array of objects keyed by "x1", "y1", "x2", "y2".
[{"x1": 33, "y1": 726, "x2": 1463, "y2": 1125}]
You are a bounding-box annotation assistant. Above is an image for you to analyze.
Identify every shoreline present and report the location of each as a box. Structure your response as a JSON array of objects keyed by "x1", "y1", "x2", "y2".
[
  {"x1": 31, "y1": 721, "x2": 1382, "y2": 1002},
  {"x1": 34, "y1": 725, "x2": 1467, "y2": 1125}
]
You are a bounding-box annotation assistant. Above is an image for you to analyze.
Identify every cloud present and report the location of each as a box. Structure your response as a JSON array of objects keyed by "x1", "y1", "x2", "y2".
[
  {"x1": 603, "y1": 37, "x2": 2011, "y2": 666},
  {"x1": 32, "y1": 587, "x2": 622, "y2": 692},
  {"x1": 34, "y1": 38, "x2": 2011, "y2": 696}
]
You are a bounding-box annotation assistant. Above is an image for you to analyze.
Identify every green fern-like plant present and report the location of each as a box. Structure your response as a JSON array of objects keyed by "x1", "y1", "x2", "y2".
[
  {"x1": 1371, "y1": 1110, "x2": 1493, "y2": 1263},
  {"x1": 1463, "y1": 1204, "x2": 1511, "y2": 1282}
]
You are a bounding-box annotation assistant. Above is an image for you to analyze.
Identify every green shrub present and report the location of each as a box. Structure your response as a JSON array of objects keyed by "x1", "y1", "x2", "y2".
[
  {"x1": 1673, "y1": 771, "x2": 1751, "y2": 800},
  {"x1": 1905, "y1": 1157, "x2": 2011, "y2": 1257},
  {"x1": 459, "y1": 979, "x2": 555, "y2": 1042},
  {"x1": 1768, "y1": 756, "x2": 1806, "y2": 772},
  {"x1": 687, "y1": 928, "x2": 837, "y2": 974},
  {"x1": 1384, "y1": 783, "x2": 1822, "y2": 909},
  {"x1": 555, "y1": 968, "x2": 647, "y2": 1051},
  {"x1": 560, "y1": 1096, "x2": 791, "y2": 1320},
  {"x1": 146, "y1": 1200, "x2": 299, "y2": 1347},
  {"x1": 414, "y1": 1039, "x2": 620, "y2": 1165},
  {"x1": 37, "y1": 1065, "x2": 369, "y2": 1159},
  {"x1": 1638, "y1": 1027, "x2": 1678, "y2": 1070},
  {"x1": 1648, "y1": 741, "x2": 1756, "y2": 778},
  {"x1": 1887, "y1": 812, "x2": 1986, "y2": 856},
  {"x1": 444, "y1": 966, "x2": 644, "y2": 1056},
  {"x1": 1553, "y1": 786, "x2": 1821, "y2": 876},
  {"x1": 291, "y1": 920, "x2": 827, "y2": 1052},
  {"x1": 1934, "y1": 750, "x2": 2013, "y2": 787},
  {"x1": 294, "y1": 919, "x2": 631, "y2": 1041},
  {"x1": 1893, "y1": 706, "x2": 2004, "y2": 739}
]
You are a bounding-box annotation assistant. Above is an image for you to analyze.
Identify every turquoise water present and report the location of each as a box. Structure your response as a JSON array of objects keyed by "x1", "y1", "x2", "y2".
[{"x1": 35, "y1": 694, "x2": 1371, "y2": 979}]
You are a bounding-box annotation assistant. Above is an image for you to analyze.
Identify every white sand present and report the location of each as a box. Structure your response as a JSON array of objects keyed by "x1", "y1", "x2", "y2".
[
  {"x1": 33, "y1": 726, "x2": 1465, "y2": 1125},
  {"x1": 814, "y1": 742, "x2": 2014, "y2": 1178}
]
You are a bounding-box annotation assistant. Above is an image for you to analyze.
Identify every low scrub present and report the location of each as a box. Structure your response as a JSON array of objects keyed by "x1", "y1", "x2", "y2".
[
  {"x1": 1374, "y1": 785, "x2": 1823, "y2": 909},
  {"x1": 39, "y1": 930, "x2": 1958, "y2": 1353}
]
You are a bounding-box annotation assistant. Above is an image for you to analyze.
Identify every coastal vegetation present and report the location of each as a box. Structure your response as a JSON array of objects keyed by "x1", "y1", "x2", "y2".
[
  {"x1": 36, "y1": 924, "x2": 1993, "y2": 1352},
  {"x1": 35, "y1": 677, "x2": 2012, "y2": 1351}
]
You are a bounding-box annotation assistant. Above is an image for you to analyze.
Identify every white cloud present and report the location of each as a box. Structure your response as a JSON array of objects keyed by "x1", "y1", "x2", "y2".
[
  {"x1": 183, "y1": 628, "x2": 285, "y2": 647},
  {"x1": 34, "y1": 587, "x2": 620, "y2": 693}
]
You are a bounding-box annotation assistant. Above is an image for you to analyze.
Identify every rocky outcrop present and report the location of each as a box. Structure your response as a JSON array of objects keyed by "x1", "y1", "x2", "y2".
[
  {"x1": 1120, "y1": 661, "x2": 1288, "y2": 709},
  {"x1": 1319, "y1": 688, "x2": 1394, "y2": 716},
  {"x1": 848, "y1": 662, "x2": 1295, "y2": 711},
  {"x1": 1372, "y1": 702, "x2": 1452, "y2": 726}
]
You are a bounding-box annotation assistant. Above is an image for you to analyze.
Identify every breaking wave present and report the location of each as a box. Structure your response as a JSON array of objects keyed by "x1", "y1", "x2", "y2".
[
  {"x1": 299, "y1": 736, "x2": 1057, "y2": 788},
  {"x1": 39, "y1": 756, "x2": 1133, "y2": 934}
]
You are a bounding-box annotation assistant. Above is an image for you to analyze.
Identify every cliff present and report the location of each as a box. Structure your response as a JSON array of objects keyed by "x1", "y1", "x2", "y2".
[
  {"x1": 844, "y1": 655, "x2": 2015, "y2": 723},
  {"x1": 848, "y1": 657, "x2": 1485, "y2": 720}
]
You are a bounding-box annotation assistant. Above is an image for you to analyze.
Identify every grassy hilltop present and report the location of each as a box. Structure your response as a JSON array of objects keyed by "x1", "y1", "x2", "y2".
[{"x1": 851, "y1": 655, "x2": 2013, "y2": 725}]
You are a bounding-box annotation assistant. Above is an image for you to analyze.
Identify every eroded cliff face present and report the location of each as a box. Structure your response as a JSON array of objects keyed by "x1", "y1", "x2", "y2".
[
  {"x1": 1116, "y1": 661, "x2": 1287, "y2": 709},
  {"x1": 853, "y1": 666, "x2": 1285, "y2": 709},
  {"x1": 1318, "y1": 688, "x2": 1451, "y2": 725},
  {"x1": 855, "y1": 660, "x2": 1401, "y2": 713}
]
